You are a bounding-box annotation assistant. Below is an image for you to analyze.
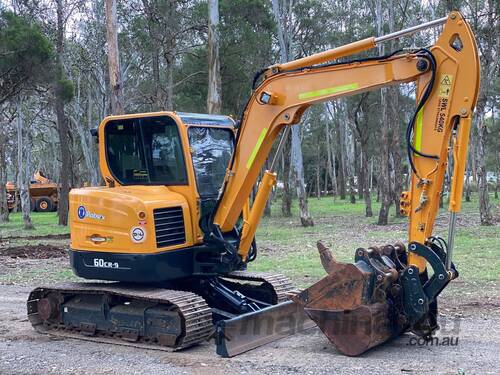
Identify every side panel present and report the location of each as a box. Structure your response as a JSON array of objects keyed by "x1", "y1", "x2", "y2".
[{"x1": 69, "y1": 186, "x2": 194, "y2": 254}]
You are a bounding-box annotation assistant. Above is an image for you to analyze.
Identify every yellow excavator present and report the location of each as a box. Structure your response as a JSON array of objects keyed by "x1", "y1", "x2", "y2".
[{"x1": 27, "y1": 12, "x2": 479, "y2": 357}]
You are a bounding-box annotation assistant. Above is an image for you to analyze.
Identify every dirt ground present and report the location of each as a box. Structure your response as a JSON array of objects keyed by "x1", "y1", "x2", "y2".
[{"x1": 0, "y1": 248, "x2": 499, "y2": 375}]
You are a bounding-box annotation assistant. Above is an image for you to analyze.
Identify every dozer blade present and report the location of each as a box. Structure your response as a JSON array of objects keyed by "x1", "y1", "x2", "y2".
[{"x1": 215, "y1": 300, "x2": 315, "y2": 357}]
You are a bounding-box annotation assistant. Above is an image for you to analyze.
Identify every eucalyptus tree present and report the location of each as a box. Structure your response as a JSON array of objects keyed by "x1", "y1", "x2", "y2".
[
  {"x1": 105, "y1": 0, "x2": 124, "y2": 115},
  {"x1": 271, "y1": 0, "x2": 314, "y2": 226},
  {"x1": 0, "y1": 10, "x2": 53, "y2": 223},
  {"x1": 207, "y1": 0, "x2": 221, "y2": 113}
]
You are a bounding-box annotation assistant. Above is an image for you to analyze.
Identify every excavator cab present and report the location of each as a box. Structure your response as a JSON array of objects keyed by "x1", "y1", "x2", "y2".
[{"x1": 67, "y1": 111, "x2": 244, "y2": 283}]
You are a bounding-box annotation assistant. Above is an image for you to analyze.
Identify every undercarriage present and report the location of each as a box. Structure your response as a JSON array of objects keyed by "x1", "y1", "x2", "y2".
[{"x1": 27, "y1": 271, "x2": 304, "y2": 352}]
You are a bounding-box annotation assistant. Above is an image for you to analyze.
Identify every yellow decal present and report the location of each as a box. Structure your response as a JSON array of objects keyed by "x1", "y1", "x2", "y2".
[
  {"x1": 415, "y1": 107, "x2": 424, "y2": 151},
  {"x1": 438, "y1": 74, "x2": 453, "y2": 98},
  {"x1": 246, "y1": 128, "x2": 268, "y2": 169},
  {"x1": 298, "y1": 83, "x2": 359, "y2": 100}
]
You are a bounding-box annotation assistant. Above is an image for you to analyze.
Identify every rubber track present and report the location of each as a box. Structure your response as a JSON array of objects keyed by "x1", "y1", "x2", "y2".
[
  {"x1": 225, "y1": 271, "x2": 295, "y2": 303},
  {"x1": 27, "y1": 282, "x2": 213, "y2": 351},
  {"x1": 27, "y1": 272, "x2": 295, "y2": 352}
]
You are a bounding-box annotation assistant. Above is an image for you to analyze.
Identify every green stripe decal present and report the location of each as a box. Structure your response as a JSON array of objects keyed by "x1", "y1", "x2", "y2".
[
  {"x1": 246, "y1": 128, "x2": 268, "y2": 169},
  {"x1": 298, "y1": 83, "x2": 359, "y2": 100},
  {"x1": 415, "y1": 107, "x2": 424, "y2": 151}
]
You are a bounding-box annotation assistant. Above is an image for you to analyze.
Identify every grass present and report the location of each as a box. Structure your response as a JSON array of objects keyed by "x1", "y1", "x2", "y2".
[
  {"x1": 0, "y1": 194, "x2": 498, "y2": 288},
  {"x1": 249, "y1": 194, "x2": 500, "y2": 287},
  {"x1": 0, "y1": 212, "x2": 69, "y2": 238}
]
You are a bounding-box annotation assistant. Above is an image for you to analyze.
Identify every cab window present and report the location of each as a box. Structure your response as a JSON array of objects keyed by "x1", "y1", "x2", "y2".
[
  {"x1": 188, "y1": 127, "x2": 234, "y2": 198},
  {"x1": 105, "y1": 116, "x2": 188, "y2": 185}
]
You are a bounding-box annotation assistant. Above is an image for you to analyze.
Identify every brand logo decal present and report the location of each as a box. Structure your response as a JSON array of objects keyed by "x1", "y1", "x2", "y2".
[
  {"x1": 131, "y1": 226, "x2": 146, "y2": 243},
  {"x1": 77, "y1": 206, "x2": 86, "y2": 219},
  {"x1": 77, "y1": 205, "x2": 105, "y2": 220}
]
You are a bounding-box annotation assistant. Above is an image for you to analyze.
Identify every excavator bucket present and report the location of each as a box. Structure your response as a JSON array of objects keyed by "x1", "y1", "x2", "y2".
[{"x1": 291, "y1": 241, "x2": 455, "y2": 356}]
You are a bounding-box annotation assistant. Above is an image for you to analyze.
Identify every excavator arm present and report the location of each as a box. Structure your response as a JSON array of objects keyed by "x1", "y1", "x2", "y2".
[
  {"x1": 214, "y1": 11, "x2": 480, "y2": 356},
  {"x1": 213, "y1": 11, "x2": 479, "y2": 264}
]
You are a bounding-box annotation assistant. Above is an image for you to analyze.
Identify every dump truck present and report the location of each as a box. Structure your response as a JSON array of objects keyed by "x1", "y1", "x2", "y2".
[{"x1": 6, "y1": 171, "x2": 59, "y2": 212}]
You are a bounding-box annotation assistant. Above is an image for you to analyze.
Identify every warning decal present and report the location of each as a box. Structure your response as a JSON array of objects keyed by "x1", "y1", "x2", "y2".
[{"x1": 438, "y1": 74, "x2": 453, "y2": 98}]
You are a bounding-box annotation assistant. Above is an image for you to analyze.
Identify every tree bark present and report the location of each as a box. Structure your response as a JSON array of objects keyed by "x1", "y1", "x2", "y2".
[
  {"x1": 376, "y1": 0, "x2": 391, "y2": 225},
  {"x1": 207, "y1": 0, "x2": 222, "y2": 114},
  {"x1": 271, "y1": 0, "x2": 312, "y2": 225},
  {"x1": 352, "y1": 94, "x2": 373, "y2": 217},
  {"x1": 55, "y1": 0, "x2": 70, "y2": 226},
  {"x1": 316, "y1": 141, "x2": 321, "y2": 199},
  {"x1": 476, "y1": 109, "x2": 493, "y2": 225},
  {"x1": 141, "y1": 0, "x2": 163, "y2": 110},
  {"x1": 390, "y1": 87, "x2": 403, "y2": 217},
  {"x1": 355, "y1": 142, "x2": 363, "y2": 200},
  {"x1": 473, "y1": 0, "x2": 496, "y2": 225},
  {"x1": 345, "y1": 120, "x2": 356, "y2": 204},
  {"x1": 0, "y1": 125, "x2": 10, "y2": 222},
  {"x1": 105, "y1": 0, "x2": 124, "y2": 115},
  {"x1": 165, "y1": 52, "x2": 174, "y2": 110},
  {"x1": 336, "y1": 109, "x2": 347, "y2": 200},
  {"x1": 72, "y1": 76, "x2": 100, "y2": 186},
  {"x1": 291, "y1": 125, "x2": 314, "y2": 226},
  {"x1": 361, "y1": 150, "x2": 373, "y2": 217},
  {"x1": 465, "y1": 145, "x2": 472, "y2": 202},
  {"x1": 281, "y1": 132, "x2": 292, "y2": 216},
  {"x1": 264, "y1": 158, "x2": 272, "y2": 216},
  {"x1": 16, "y1": 100, "x2": 33, "y2": 230},
  {"x1": 325, "y1": 103, "x2": 338, "y2": 201}
]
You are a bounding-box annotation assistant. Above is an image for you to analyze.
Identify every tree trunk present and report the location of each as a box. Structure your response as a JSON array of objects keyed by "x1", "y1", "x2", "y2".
[
  {"x1": 165, "y1": 52, "x2": 174, "y2": 110},
  {"x1": 325, "y1": 117, "x2": 337, "y2": 200},
  {"x1": 361, "y1": 150, "x2": 373, "y2": 217},
  {"x1": 495, "y1": 159, "x2": 499, "y2": 200},
  {"x1": 465, "y1": 151, "x2": 471, "y2": 202},
  {"x1": 207, "y1": 0, "x2": 222, "y2": 114},
  {"x1": 473, "y1": 0, "x2": 496, "y2": 225},
  {"x1": 291, "y1": 124, "x2": 314, "y2": 226},
  {"x1": 105, "y1": 0, "x2": 124, "y2": 115},
  {"x1": 72, "y1": 76, "x2": 100, "y2": 186},
  {"x1": 0, "y1": 127, "x2": 9, "y2": 222},
  {"x1": 353, "y1": 95, "x2": 373, "y2": 217},
  {"x1": 264, "y1": 159, "x2": 272, "y2": 216},
  {"x1": 16, "y1": 101, "x2": 33, "y2": 230},
  {"x1": 323, "y1": 166, "x2": 328, "y2": 197},
  {"x1": 55, "y1": 0, "x2": 71, "y2": 226},
  {"x1": 345, "y1": 123, "x2": 356, "y2": 204},
  {"x1": 271, "y1": 0, "x2": 313, "y2": 226},
  {"x1": 476, "y1": 109, "x2": 493, "y2": 225},
  {"x1": 142, "y1": 0, "x2": 163, "y2": 110},
  {"x1": 281, "y1": 132, "x2": 292, "y2": 217},
  {"x1": 376, "y1": 0, "x2": 392, "y2": 225},
  {"x1": 390, "y1": 88, "x2": 403, "y2": 217},
  {"x1": 316, "y1": 142, "x2": 321, "y2": 199},
  {"x1": 355, "y1": 143, "x2": 363, "y2": 200},
  {"x1": 377, "y1": 88, "x2": 393, "y2": 225},
  {"x1": 336, "y1": 114, "x2": 347, "y2": 200}
]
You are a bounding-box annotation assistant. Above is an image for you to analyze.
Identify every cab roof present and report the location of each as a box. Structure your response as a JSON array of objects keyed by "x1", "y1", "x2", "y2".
[{"x1": 176, "y1": 112, "x2": 235, "y2": 127}]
